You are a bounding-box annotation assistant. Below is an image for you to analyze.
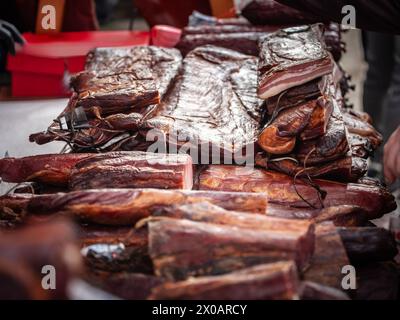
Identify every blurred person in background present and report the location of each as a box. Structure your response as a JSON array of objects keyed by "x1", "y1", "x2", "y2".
[
  {"x1": 95, "y1": 0, "x2": 119, "y2": 25},
  {"x1": 362, "y1": 31, "x2": 400, "y2": 179}
]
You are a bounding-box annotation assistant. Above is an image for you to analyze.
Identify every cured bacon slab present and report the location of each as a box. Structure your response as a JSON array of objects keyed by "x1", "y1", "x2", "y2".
[
  {"x1": 255, "y1": 77, "x2": 355, "y2": 179},
  {"x1": 85, "y1": 46, "x2": 181, "y2": 100},
  {"x1": 87, "y1": 272, "x2": 164, "y2": 300},
  {"x1": 312, "y1": 205, "x2": 368, "y2": 227},
  {"x1": 304, "y1": 222, "x2": 349, "y2": 289},
  {"x1": 198, "y1": 165, "x2": 396, "y2": 219},
  {"x1": 338, "y1": 227, "x2": 398, "y2": 264},
  {"x1": 258, "y1": 25, "x2": 334, "y2": 99},
  {"x1": 343, "y1": 111, "x2": 382, "y2": 150},
  {"x1": 82, "y1": 239, "x2": 152, "y2": 274},
  {"x1": 148, "y1": 218, "x2": 312, "y2": 280},
  {"x1": 258, "y1": 76, "x2": 335, "y2": 156},
  {"x1": 0, "y1": 153, "x2": 94, "y2": 186},
  {"x1": 177, "y1": 32, "x2": 263, "y2": 57},
  {"x1": 260, "y1": 101, "x2": 316, "y2": 154},
  {"x1": 260, "y1": 75, "x2": 334, "y2": 150},
  {"x1": 263, "y1": 155, "x2": 368, "y2": 182},
  {"x1": 295, "y1": 97, "x2": 349, "y2": 165},
  {"x1": 140, "y1": 45, "x2": 263, "y2": 163},
  {"x1": 240, "y1": 0, "x2": 320, "y2": 26},
  {"x1": 176, "y1": 24, "x2": 281, "y2": 56},
  {"x1": 0, "y1": 151, "x2": 194, "y2": 190},
  {"x1": 29, "y1": 101, "x2": 147, "y2": 149},
  {"x1": 26, "y1": 188, "x2": 268, "y2": 225},
  {"x1": 267, "y1": 203, "x2": 369, "y2": 227},
  {"x1": 299, "y1": 89, "x2": 336, "y2": 141},
  {"x1": 155, "y1": 201, "x2": 312, "y2": 231},
  {"x1": 150, "y1": 261, "x2": 299, "y2": 300},
  {"x1": 152, "y1": 202, "x2": 315, "y2": 266},
  {"x1": 69, "y1": 151, "x2": 193, "y2": 190},
  {"x1": 71, "y1": 46, "x2": 182, "y2": 116},
  {"x1": 30, "y1": 46, "x2": 182, "y2": 150},
  {"x1": 77, "y1": 224, "x2": 146, "y2": 247},
  {"x1": 70, "y1": 72, "x2": 159, "y2": 116}
]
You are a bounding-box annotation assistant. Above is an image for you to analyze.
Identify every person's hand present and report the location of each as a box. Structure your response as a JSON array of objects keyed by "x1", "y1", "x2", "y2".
[
  {"x1": 384, "y1": 125, "x2": 400, "y2": 185},
  {"x1": 0, "y1": 20, "x2": 25, "y2": 56}
]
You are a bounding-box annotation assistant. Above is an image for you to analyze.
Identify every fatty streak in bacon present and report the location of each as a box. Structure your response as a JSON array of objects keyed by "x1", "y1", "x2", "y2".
[
  {"x1": 69, "y1": 151, "x2": 193, "y2": 191},
  {"x1": 198, "y1": 165, "x2": 396, "y2": 219},
  {"x1": 140, "y1": 46, "x2": 263, "y2": 162},
  {"x1": 26, "y1": 188, "x2": 268, "y2": 225},
  {"x1": 258, "y1": 25, "x2": 334, "y2": 99},
  {"x1": 265, "y1": 76, "x2": 327, "y2": 115},
  {"x1": 148, "y1": 218, "x2": 311, "y2": 281},
  {"x1": 150, "y1": 261, "x2": 299, "y2": 300}
]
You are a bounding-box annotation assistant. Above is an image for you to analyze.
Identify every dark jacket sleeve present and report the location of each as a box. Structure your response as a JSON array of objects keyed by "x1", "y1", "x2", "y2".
[{"x1": 276, "y1": 0, "x2": 400, "y2": 34}]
